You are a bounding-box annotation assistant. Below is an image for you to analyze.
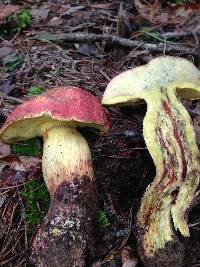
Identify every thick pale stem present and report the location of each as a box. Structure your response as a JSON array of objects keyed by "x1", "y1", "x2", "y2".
[
  {"x1": 137, "y1": 89, "x2": 200, "y2": 257},
  {"x1": 31, "y1": 126, "x2": 96, "y2": 267},
  {"x1": 42, "y1": 126, "x2": 94, "y2": 194}
]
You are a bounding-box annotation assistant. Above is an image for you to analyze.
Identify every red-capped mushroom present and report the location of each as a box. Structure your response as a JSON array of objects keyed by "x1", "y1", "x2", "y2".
[{"x1": 0, "y1": 87, "x2": 110, "y2": 267}]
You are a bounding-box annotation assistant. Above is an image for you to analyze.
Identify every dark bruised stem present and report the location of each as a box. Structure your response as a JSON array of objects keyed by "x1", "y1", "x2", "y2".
[
  {"x1": 137, "y1": 88, "x2": 200, "y2": 256},
  {"x1": 31, "y1": 126, "x2": 96, "y2": 267},
  {"x1": 31, "y1": 177, "x2": 96, "y2": 267}
]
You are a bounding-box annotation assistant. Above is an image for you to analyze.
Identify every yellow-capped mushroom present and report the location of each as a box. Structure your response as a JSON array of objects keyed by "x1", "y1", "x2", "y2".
[{"x1": 102, "y1": 56, "x2": 200, "y2": 258}]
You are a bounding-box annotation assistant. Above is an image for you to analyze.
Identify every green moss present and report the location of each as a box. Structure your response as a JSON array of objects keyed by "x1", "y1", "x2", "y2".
[
  {"x1": 27, "y1": 86, "x2": 45, "y2": 96},
  {"x1": 97, "y1": 210, "x2": 110, "y2": 228},
  {"x1": 9, "y1": 9, "x2": 31, "y2": 33},
  {"x1": 0, "y1": 9, "x2": 31, "y2": 37},
  {"x1": 21, "y1": 180, "x2": 50, "y2": 233},
  {"x1": 11, "y1": 138, "x2": 42, "y2": 156}
]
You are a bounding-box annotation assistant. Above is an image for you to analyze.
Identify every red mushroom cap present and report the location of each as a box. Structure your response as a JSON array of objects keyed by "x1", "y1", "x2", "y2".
[{"x1": 0, "y1": 87, "x2": 110, "y2": 143}]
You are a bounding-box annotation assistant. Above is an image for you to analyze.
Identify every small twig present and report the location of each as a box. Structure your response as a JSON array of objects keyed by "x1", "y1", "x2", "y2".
[
  {"x1": 64, "y1": 22, "x2": 96, "y2": 32},
  {"x1": 35, "y1": 33, "x2": 198, "y2": 54},
  {"x1": 161, "y1": 31, "x2": 200, "y2": 39},
  {"x1": 99, "y1": 69, "x2": 111, "y2": 81},
  {"x1": 189, "y1": 219, "x2": 200, "y2": 228},
  {"x1": 0, "y1": 92, "x2": 25, "y2": 104},
  {"x1": 0, "y1": 189, "x2": 11, "y2": 196}
]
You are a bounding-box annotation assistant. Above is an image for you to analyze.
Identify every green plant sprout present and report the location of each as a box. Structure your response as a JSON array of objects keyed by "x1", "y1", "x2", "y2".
[
  {"x1": 8, "y1": 9, "x2": 31, "y2": 33},
  {"x1": 0, "y1": 9, "x2": 31, "y2": 37},
  {"x1": 97, "y1": 210, "x2": 110, "y2": 228},
  {"x1": 27, "y1": 86, "x2": 45, "y2": 96}
]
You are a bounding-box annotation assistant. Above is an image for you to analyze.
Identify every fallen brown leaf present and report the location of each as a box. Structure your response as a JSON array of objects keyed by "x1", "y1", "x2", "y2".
[
  {"x1": 0, "y1": 155, "x2": 42, "y2": 187},
  {"x1": 0, "y1": 4, "x2": 20, "y2": 21},
  {"x1": 31, "y1": 5, "x2": 50, "y2": 23},
  {"x1": 67, "y1": 11, "x2": 95, "y2": 27},
  {"x1": 47, "y1": 17, "x2": 63, "y2": 27},
  {"x1": 0, "y1": 46, "x2": 14, "y2": 60},
  {"x1": 166, "y1": 3, "x2": 200, "y2": 26},
  {"x1": 134, "y1": 0, "x2": 165, "y2": 24},
  {"x1": 77, "y1": 44, "x2": 97, "y2": 57},
  {"x1": 0, "y1": 76, "x2": 15, "y2": 95},
  {"x1": 134, "y1": 0, "x2": 200, "y2": 26},
  {"x1": 122, "y1": 246, "x2": 138, "y2": 267},
  {"x1": 0, "y1": 141, "x2": 11, "y2": 158}
]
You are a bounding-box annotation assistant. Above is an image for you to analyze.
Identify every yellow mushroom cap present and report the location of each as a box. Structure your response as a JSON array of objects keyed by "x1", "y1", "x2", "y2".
[{"x1": 102, "y1": 56, "x2": 200, "y2": 106}]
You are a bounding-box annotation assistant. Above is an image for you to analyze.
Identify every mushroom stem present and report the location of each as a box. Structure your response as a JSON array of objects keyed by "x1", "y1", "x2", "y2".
[
  {"x1": 42, "y1": 126, "x2": 94, "y2": 194},
  {"x1": 31, "y1": 126, "x2": 96, "y2": 267},
  {"x1": 137, "y1": 89, "x2": 200, "y2": 256}
]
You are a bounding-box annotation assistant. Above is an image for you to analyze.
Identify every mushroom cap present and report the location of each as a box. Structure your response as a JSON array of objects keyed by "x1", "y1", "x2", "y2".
[
  {"x1": 102, "y1": 56, "x2": 200, "y2": 106},
  {"x1": 0, "y1": 87, "x2": 110, "y2": 143}
]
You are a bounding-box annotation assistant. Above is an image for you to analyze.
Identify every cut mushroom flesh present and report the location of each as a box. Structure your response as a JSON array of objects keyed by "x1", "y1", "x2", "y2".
[{"x1": 102, "y1": 56, "x2": 200, "y2": 256}]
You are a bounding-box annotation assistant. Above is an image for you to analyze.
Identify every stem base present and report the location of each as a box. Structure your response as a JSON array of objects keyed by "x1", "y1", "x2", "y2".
[{"x1": 31, "y1": 176, "x2": 96, "y2": 267}]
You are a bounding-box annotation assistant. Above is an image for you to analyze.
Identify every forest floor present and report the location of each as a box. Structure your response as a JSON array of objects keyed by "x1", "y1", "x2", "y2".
[{"x1": 0, "y1": 0, "x2": 200, "y2": 266}]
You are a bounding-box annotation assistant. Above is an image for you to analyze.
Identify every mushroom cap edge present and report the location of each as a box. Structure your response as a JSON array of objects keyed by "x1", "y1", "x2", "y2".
[{"x1": 0, "y1": 87, "x2": 110, "y2": 143}]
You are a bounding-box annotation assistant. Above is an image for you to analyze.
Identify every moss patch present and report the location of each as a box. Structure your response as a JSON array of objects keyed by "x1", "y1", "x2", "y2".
[
  {"x1": 11, "y1": 138, "x2": 42, "y2": 156},
  {"x1": 97, "y1": 210, "x2": 110, "y2": 228},
  {"x1": 27, "y1": 86, "x2": 45, "y2": 96},
  {"x1": 21, "y1": 180, "x2": 50, "y2": 233},
  {"x1": 0, "y1": 9, "x2": 31, "y2": 37}
]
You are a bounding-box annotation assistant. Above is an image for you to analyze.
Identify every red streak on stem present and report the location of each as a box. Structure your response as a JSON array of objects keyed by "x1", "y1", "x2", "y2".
[
  {"x1": 141, "y1": 100, "x2": 188, "y2": 229},
  {"x1": 155, "y1": 127, "x2": 177, "y2": 188},
  {"x1": 162, "y1": 100, "x2": 187, "y2": 181}
]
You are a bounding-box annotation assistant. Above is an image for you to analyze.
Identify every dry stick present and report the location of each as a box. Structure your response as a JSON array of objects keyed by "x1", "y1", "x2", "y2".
[
  {"x1": 161, "y1": 31, "x2": 200, "y2": 39},
  {"x1": 35, "y1": 32, "x2": 198, "y2": 54},
  {"x1": 0, "y1": 92, "x2": 25, "y2": 104}
]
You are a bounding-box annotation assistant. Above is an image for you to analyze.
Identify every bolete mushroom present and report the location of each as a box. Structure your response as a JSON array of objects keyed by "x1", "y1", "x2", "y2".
[
  {"x1": 0, "y1": 87, "x2": 110, "y2": 266},
  {"x1": 102, "y1": 56, "x2": 200, "y2": 259}
]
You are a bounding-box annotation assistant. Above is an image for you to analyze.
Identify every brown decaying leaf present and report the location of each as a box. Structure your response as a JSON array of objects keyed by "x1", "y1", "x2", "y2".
[
  {"x1": 47, "y1": 17, "x2": 63, "y2": 27},
  {"x1": 0, "y1": 76, "x2": 14, "y2": 95},
  {"x1": 134, "y1": 0, "x2": 200, "y2": 26},
  {"x1": 0, "y1": 4, "x2": 20, "y2": 21},
  {"x1": 0, "y1": 141, "x2": 11, "y2": 158},
  {"x1": 122, "y1": 246, "x2": 138, "y2": 267},
  {"x1": 0, "y1": 155, "x2": 41, "y2": 187},
  {"x1": 0, "y1": 46, "x2": 14, "y2": 60},
  {"x1": 31, "y1": 6, "x2": 50, "y2": 23},
  {"x1": 67, "y1": 11, "x2": 95, "y2": 27},
  {"x1": 77, "y1": 44, "x2": 97, "y2": 57}
]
